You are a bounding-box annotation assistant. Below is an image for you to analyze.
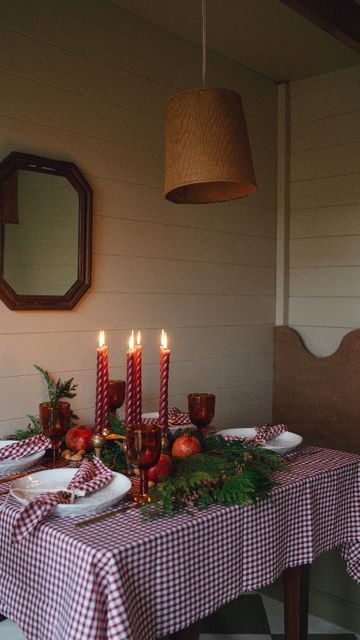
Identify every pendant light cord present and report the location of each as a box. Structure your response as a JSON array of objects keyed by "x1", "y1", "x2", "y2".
[{"x1": 202, "y1": 0, "x2": 207, "y2": 87}]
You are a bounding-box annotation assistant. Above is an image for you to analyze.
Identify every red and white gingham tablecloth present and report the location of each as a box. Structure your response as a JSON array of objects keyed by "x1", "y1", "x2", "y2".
[{"x1": 0, "y1": 447, "x2": 359, "y2": 640}]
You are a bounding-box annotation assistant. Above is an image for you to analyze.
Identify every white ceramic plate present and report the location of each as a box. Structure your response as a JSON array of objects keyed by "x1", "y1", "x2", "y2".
[
  {"x1": 11, "y1": 468, "x2": 132, "y2": 516},
  {"x1": 0, "y1": 440, "x2": 46, "y2": 476},
  {"x1": 217, "y1": 428, "x2": 303, "y2": 455}
]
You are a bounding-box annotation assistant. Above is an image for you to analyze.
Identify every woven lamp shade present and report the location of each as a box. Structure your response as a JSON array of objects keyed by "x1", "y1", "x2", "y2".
[{"x1": 164, "y1": 87, "x2": 256, "y2": 204}]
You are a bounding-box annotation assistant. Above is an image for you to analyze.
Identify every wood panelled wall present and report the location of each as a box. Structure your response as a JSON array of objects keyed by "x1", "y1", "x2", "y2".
[
  {"x1": 288, "y1": 64, "x2": 360, "y2": 356},
  {"x1": 287, "y1": 64, "x2": 360, "y2": 631},
  {"x1": 0, "y1": 0, "x2": 277, "y2": 435}
]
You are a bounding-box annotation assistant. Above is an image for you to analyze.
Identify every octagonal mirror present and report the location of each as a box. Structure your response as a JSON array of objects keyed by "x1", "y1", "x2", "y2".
[{"x1": 0, "y1": 152, "x2": 92, "y2": 310}]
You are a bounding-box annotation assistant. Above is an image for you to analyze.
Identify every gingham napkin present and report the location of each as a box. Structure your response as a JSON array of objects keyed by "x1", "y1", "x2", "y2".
[
  {"x1": 222, "y1": 423, "x2": 287, "y2": 446},
  {"x1": 11, "y1": 457, "x2": 114, "y2": 543},
  {"x1": 168, "y1": 407, "x2": 192, "y2": 426},
  {"x1": 142, "y1": 408, "x2": 192, "y2": 427},
  {"x1": 249, "y1": 423, "x2": 287, "y2": 445},
  {"x1": 0, "y1": 434, "x2": 50, "y2": 462}
]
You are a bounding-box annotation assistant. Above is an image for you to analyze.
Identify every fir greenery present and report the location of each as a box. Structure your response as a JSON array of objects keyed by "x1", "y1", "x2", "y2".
[
  {"x1": 100, "y1": 414, "x2": 127, "y2": 470},
  {"x1": 34, "y1": 365, "x2": 78, "y2": 404},
  {"x1": 6, "y1": 415, "x2": 41, "y2": 440},
  {"x1": 142, "y1": 432, "x2": 285, "y2": 519}
]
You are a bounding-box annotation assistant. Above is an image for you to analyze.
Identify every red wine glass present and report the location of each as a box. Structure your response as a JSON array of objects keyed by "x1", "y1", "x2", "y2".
[
  {"x1": 39, "y1": 401, "x2": 70, "y2": 462},
  {"x1": 126, "y1": 422, "x2": 161, "y2": 503},
  {"x1": 188, "y1": 393, "x2": 216, "y2": 435},
  {"x1": 109, "y1": 379, "x2": 126, "y2": 416}
]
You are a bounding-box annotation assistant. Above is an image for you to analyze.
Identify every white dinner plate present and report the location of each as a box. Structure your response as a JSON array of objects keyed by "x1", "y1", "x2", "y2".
[
  {"x1": 217, "y1": 428, "x2": 303, "y2": 455},
  {"x1": 11, "y1": 467, "x2": 132, "y2": 516},
  {"x1": 0, "y1": 440, "x2": 46, "y2": 476}
]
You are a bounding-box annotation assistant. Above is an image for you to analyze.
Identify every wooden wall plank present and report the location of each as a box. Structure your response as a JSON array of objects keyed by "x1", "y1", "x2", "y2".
[
  {"x1": 91, "y1": 176, "x2": 276, "y2": 235},
  {"x1": 290, "y1": 266, "x2": 360, "y2": 297},
  {"x1": 0, "y1": 325, "x2": 273, "y2": 378},
  {"x1": 291, "y1": 143, "x2": 360, "y2": 181},
  {"x1": 290, "y1": 204, "x2": 360, "y2": 238},
  {"x1": 291, "y1": 67, "x2": 360, "y2": 123},
  {"x1": 292, "y1": 112, "x2": 360, "y2": 152},
  {"x1": 290, "y1": 174, "x2": 360, "y2": 209},
  {"x1": 0, "y1": 0, "x2": 276, "y2": 436},
  {"x1": 290, "y1": 236, "x2": 360, "y2": 267},
  {"x1": 93, "y1": 216, "x2": 276, "y2": 267},
  {"x1": 289, "y1": 296, "x2": 360, "y2": 327},
  {"x1": 93, "y1": 255, "x2": 275, "y2": 297},
  {"x1": 290, "y1": 65, "x2": 360, "y2": 97}
]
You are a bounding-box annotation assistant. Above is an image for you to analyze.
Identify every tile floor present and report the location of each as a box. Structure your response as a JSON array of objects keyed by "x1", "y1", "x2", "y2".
[{"x1": 0, "y1": 593, "x2": 358, "y2": 639}]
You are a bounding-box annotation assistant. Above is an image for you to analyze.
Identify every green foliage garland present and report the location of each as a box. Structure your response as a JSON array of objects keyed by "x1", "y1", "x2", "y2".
[
  {"x1": 142, "y1": 432, "x2": 285, "y2": 519},
  {"x1": 100, "y1": 415, "x2": 127, "y2": 470}
]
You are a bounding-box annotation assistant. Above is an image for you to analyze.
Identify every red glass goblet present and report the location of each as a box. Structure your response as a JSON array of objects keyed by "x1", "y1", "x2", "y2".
[
  {"x1": 126, "y1": 422, "x2": 161, "y2": 503},
  {"x1": 109, "y1": 379, "x2": 126, "y2": 416},
  {"x1": 188, "y1": 393, "x2": 216, "y2": 435},
  {"x1": 39, "y1": 401, "x2": 70, "y2": 462}
]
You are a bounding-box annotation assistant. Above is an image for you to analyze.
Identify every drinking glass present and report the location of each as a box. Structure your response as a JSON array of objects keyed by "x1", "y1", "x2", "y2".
[
  {"x1": 126, "y1": 422, "x2": 161, "y2": 503},
  {"x1": 39, "y1": 401, "x2": 70, "y2": 462},
  {"x1": 188, "y1": 393, "x2": 216, "y2": 434},
  {"x1": 109, "y1": 379, "x2": 126, "y2": 416}
]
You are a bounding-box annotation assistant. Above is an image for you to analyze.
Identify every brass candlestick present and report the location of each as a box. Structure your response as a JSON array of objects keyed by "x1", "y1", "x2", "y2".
[{"x1": 91, "y1": 433, "x2": 106, "y2": 459}]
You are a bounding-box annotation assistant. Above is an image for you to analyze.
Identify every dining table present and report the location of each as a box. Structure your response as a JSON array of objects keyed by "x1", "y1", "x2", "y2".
[{"x1": 0, "y1": 445, "x2": 359, "y2": 640}]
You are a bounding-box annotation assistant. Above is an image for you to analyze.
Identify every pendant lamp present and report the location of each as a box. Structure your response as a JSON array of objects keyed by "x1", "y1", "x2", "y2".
[{"x1": 164, "y1": 0, "x2": 256, "y2": 204}]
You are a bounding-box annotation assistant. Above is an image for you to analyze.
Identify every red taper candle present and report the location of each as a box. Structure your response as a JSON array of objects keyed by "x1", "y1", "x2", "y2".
[
  {"x1": 125, "y1": 331, "x2": 136, "y2": 427},
  {"x1": 94, "y1": 330, "x2": 110, "y2": 435},
  {"x1": 159, "y1": 329, "x2": 170, "y2": 436},
  {"x1": 134, "y1": 330, "x2": 142, "y2": 424}
]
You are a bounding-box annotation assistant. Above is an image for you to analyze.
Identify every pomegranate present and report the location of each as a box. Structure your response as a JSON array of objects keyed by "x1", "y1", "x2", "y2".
[
  {"x1": 171, "y1": 435, "x2": 201, "y2": 458},
  {"x1": 64, "y1": 426, "x2": 93, "y2": 452},
  {"x1": 146, "y1": 453, "x2": 172, "y2": 484}
]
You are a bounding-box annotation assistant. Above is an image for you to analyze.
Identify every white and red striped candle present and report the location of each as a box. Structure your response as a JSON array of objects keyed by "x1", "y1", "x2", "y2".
[
  {"x1": 134, "y1": 330, "x2": 142, "y2": 424},
  {"x1": 125, "y1": 331, "x2": 136, "y2": 427},
  {"x1": 94, "y1": 330, "x2": 110, "y2": 435},
  {"x1": 159, "y1": 329, "x2": 170, "y2": 436}
]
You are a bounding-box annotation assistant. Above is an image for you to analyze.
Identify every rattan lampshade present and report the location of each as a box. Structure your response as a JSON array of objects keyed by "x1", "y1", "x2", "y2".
[{"x1": 164, "y1": 87, "x2": 256, "y2": 204}]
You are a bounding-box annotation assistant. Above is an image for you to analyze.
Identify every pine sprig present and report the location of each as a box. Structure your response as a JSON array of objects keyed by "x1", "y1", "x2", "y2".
[
  {"x1": 6, "y1": 415, "x2": 41, "y2": 440},
  {"x1": 142, "y1": 436, "x2": 285, "y2": 519},
  {"x1": 34, "y1": 365, "x2": 78, "y2": 403},
  {"x1": 108, "y1": 414, "x2": 125, "y2": 436}
]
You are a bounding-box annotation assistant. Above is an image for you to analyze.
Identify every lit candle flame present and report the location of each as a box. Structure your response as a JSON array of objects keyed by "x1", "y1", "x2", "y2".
[
  {"x1": 137, "y1": 330, "x2": 141, "y2": 346},
  {"x1": 161, "y1": 330, "x2": 168, "y2": 350},
  {"x1": 98, "y1": 330, "x2": 106, "y2": 348},
  {"x1": 129, "y1": 330, "x2": 135, "y2": 350}
]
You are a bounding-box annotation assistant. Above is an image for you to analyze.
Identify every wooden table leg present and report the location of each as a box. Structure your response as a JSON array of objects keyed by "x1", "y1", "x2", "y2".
[
  {"x1": 167, "y1": 621, "x2": 200, "y2": 639},
  {"x1": 283, "y1": 564, "x2": 310, "y2": 640}
]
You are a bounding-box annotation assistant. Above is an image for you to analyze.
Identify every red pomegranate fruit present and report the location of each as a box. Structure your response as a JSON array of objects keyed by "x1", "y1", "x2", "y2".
[
  {"x1": 171, "y1": 435, "x2": 201, "y2": 458},
  {"x1": 146, "y1": 453, "x2": 172, "y2": 484},
  {"x1": 64, "y1": 426, "x2": 93, "y2": 452}
]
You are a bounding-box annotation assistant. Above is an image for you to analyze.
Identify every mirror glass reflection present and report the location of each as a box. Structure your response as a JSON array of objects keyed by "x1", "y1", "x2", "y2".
[{"x1": 3, "y1": 170, "x2": 79, "y2": 296}]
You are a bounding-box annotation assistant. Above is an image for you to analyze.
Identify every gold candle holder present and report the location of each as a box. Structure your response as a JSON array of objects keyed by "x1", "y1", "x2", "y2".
[{"x1": 91, "y1": 433, "x2": 106, "y2": 459}]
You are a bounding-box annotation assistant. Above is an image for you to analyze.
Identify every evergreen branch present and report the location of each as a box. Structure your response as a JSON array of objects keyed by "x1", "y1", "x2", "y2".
[
  {"x1": 6, "y1": 416, "x2": 41, "y2": 440},
  {"x1": 34, "y1": 365, "x2": 78, "y2": 403},
  {"x1": 142, "y1": 438, "x2": 285, "y2": 519}
]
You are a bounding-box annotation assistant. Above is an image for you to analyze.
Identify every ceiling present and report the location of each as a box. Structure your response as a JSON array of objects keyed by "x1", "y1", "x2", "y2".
[{"x1": 112, "y1": 0, "x2": 359, "y2": 81}]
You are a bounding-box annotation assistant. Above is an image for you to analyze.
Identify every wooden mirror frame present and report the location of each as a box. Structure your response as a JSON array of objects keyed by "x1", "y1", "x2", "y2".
[{"x1": 0, "y1": 151, "x2": 92, "y2": 310}]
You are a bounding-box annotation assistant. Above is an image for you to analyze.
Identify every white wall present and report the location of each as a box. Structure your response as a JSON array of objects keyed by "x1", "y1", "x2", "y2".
[
  {"x1": 288, "y1": 64, "x2": 360, "y2": 356},
  {"x1": 0, "y1": 0, "x2": 277, "y2": 435},
  {"x1": 287, "y1": 64, "x2": 360, "y2": 631}
]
